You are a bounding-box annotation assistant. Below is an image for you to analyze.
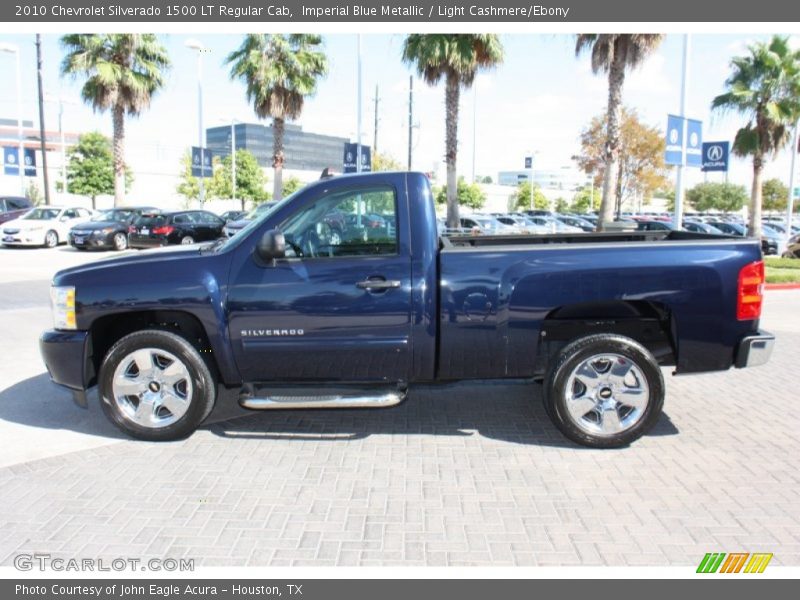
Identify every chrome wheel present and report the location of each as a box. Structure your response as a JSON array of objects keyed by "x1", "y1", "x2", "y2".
[
  {"x1": 113, "y1": 232, "x2": 127, "y2": 250},
  {"x1": 111, "y1": 348, "x2": 193, "y2": 428},
  {"x1": 181, "y1": 236, "x2": 194, "y2": 245},
  {"x1": 564, "y1": 353, "x2": 649, "y2": 437},
  {"x1": 44, "y1": 230, "x2": 58, "y2": 248}
]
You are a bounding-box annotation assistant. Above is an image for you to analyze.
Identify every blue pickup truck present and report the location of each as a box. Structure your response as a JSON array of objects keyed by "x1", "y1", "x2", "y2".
[{"x1": 40, "y1": 172, "x2": 774, "y2": 448}]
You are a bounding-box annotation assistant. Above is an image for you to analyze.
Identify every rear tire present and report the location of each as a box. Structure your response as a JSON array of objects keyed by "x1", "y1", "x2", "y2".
[
  {"x1": 543, "y1": 334, "x2": 664, "y2": 448},
  {"x1": 98, "y1": 330, "x2": 216, "y2": 441}
]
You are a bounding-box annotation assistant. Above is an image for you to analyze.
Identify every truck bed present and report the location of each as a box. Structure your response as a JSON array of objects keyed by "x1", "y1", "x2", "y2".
[{"x1": 441, "y1": 230, "x2": 724, "y2": 248}]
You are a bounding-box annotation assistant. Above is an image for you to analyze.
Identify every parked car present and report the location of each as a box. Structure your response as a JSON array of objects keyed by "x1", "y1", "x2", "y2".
[
  {"x1": 40, "y1": 171, "x2": 772, "y2": 448},
  {"x1": 555, "y1": 215, "x2": 595, "y2": 232},
  {"x1": 635, "y1": 220, "x2": 678, "y2": 232},
  {"x1": 0, "y1": 196, "x2": 33, "y2": 225},
  {"x1": 69, "y1": 206, "x2": 159, "y2": 251},
  {"x1": 219, "y1": 210, "x2": 247, "y2": 223},
  {"x1": 706, "y1": 220, "x2": 778, "y2": 256},
  {"x1": 2, "y1": 206, "x2": 93, "y2": 248},
  {"x1": 128, "y1": 210, "x2": 225, "y2": 249},
  {"x1": 460, "y1": 215, "x2": 516, "y2": 235},
  {"x1": 682, "y1": 221, "x2": 723, "y2": 234},
  {"x1": 223, "y1": 202, "x2": 279, "y2": 238}
]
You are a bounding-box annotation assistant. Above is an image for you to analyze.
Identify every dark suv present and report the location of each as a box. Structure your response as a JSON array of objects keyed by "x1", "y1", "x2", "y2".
[
  {"x1": 128, "y1": 210, "x2": 225, "y2": 249},
  {"x1": 69, "y1": 206, "x2": 158, "y2": 251},
  {"x1": 0, "y1": 196, "x2": 33, "y2": 225}
]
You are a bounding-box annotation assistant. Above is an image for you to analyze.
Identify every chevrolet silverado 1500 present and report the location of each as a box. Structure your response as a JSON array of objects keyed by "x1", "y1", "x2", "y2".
[{"x1": 39, "y1": 172, "x2": 774, "y2": 447}]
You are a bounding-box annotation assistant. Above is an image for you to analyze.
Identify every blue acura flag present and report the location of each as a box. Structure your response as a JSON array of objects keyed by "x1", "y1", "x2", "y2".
[
  {"x1": 3, "y1": 147, "x2": 36, "y2": 176},
  {"x1": 664, "y1": 115, "x2": 684, "y2": 166},
  {"x1": 685, "y1": 119, "x2": 703, "y2": 168}
]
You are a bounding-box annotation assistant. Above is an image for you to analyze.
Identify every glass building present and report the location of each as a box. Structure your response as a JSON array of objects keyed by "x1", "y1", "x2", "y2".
[{"x1": 206, "y1": 121, "x2": 349, "y2": 172}]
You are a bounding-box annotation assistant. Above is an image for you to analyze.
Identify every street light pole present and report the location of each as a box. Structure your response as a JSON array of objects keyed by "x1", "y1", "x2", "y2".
[
  {"x1": 0, "y1": 43, "x2": 25, "y2": 196},
  {"x1": 356, "y1": 34, "x2": 362, "y2": 173},
  {"x1": 785, "y1": 120, "x2": 799, "y2": 245},
  {"x1": 673, "y1": 34, "x2": 691, "y2": 230},
  {"x1": 186, "y1": 39, "x2": 205, "y2": 204}
]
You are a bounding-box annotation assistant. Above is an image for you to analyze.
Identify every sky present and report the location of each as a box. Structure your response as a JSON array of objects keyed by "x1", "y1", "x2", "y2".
[{"x1": 0, "y1": 32, "x2": 798, "y2": 194}]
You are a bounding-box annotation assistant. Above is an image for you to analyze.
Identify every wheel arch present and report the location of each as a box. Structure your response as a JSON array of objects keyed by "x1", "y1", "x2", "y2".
[{"x1": 533, "y1": 300, "x2": 677, "y2": 377}]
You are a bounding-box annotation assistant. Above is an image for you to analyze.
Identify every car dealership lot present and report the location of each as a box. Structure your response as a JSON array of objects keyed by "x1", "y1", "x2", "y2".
[{"x1": 0, "y1": 246, "x2": 799, "y2": 566}]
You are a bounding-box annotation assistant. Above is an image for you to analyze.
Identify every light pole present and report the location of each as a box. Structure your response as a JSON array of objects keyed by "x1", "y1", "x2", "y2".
[
  {"x1": 45, "y1": 92, "x2": 77, "y2": 200},
  {"x1": 672, "y1": 34, "x2": 691, "y2": 230},
  {"x1": 356, "y1": 34, "x2": 363, "y2": 173},
  {"x1": 185, "y1": 39, "x2": 206, "y2": 204},
  {"x1": 0, "y1": 42, "x2": 25, "y2": 196},
  {"x1": 785, "y1": 120, "x2": 799, "y2": 246}
]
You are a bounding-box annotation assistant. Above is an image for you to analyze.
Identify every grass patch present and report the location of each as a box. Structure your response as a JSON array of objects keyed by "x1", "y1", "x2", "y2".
[
  {"x1": 766, "y1": 267, "x2": 800, "y2": 284},
  {"x1": 764, "y1": 256, "x2": 800, "y2": 269}
]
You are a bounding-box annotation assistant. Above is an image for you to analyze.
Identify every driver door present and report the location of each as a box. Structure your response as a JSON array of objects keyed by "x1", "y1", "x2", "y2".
[{"x1": 227, "y1": 183, "x2": 412, "y2": 383}]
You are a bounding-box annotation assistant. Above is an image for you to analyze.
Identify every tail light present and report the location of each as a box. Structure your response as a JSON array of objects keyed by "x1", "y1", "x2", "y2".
[
  {"x1": 152, "y1": 226, "x2": 174, "y2": 235},
  {"x1": 737, "y1": 260, "x2": 764, "y2": 320}
]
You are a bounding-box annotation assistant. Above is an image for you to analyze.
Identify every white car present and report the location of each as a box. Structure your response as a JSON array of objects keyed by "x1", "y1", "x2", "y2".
[{"x1": 2, "y1": 206, "x2": 94, "y2": 248}]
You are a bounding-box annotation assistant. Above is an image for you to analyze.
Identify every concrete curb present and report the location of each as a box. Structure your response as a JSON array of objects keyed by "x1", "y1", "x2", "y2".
[{"x1": 766, "y1": 283, "x2": 800, "y2": 290}]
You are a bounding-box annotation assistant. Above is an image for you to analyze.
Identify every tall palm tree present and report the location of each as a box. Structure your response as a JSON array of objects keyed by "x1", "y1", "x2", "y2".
[
  {"x1": 227, "y1": 34, "x2": 328, "y2": 201},
  {"x1": 712, "y1": 36, "x2": 800, "y2": 238},
  {"x1": 575, "y1": 34, "x2": 664, "y2": 231},
  {"x1": 402, "y1": 35, "x2": 503, "y2": 229},
  {"x1": 61, "y1": 34, "x2": 170, "y2": 206}
]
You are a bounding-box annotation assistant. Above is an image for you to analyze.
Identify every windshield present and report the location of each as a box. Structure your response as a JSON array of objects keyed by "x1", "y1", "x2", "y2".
[
  {"x1": 22, "y1": 208, "x2": 60, "y2": 220},
  {"x1": 91, "y1": 210, "x2": 122, "y2": 222},
  {"x1": 212, "y1": 192, "x2": 299, "y2": 253}
]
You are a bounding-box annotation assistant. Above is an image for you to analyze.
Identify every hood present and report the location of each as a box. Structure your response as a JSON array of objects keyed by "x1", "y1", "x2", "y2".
[
  {"x1": 226, "y1": 219, "x2": 251, "y2": 230},
  {"x1": 2, "y1": 217, "x2": 49, "y2": 230},
  {"x1": 70, "y1": 220, "x2": 123, "y2": 231},
  {"x1": 52, "y1": 243, "x2": 209, "y2": 285}
]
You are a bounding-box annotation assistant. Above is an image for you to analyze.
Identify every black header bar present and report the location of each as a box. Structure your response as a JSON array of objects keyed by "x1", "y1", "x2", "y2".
[{"x1": 3, "y1": 0, "x2": 800, "y2": 23}]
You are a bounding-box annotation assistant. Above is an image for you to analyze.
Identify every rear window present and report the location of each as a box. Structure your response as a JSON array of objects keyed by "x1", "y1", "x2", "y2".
[{"x1": 135, "y1": 214, "x2": 168, "y2": 227}]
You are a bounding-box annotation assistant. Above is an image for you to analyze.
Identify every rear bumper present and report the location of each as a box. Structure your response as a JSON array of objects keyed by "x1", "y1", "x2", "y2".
[
  {"x1": 735, "y1": 330, "x2": 775, "y2": 368},
  {"x1": 128, "y1": 235, "x2": 168, "y2": 249},
  {"x1": 39, "y1": 330, "x2": 91, "y2": 403}
]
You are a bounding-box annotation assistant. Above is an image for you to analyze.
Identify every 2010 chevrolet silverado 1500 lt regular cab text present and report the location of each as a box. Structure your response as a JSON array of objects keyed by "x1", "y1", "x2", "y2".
[{"x1": 39, "y1": 172, "x2": 775, "y2": 447}]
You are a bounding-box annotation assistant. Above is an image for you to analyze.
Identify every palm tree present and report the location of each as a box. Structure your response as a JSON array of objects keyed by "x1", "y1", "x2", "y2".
[
  {"x1": 227, "y1": 34, "x2": 328, "y2": 201},
  {"x1": 575, "y1": 34, "x2": 664, "y2": 231},
  {"x1": 712, "y1": 36, "x2": 800, "y2": 238},
  {"x1": 61, "y1": 34, "x2": 170, "y2": 206},
  {"x1": 402, "y1": 35, "x2": 503, "y2": 229}
]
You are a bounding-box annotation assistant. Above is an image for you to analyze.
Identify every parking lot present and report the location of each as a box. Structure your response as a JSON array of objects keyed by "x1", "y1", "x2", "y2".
[{"x1": 0, "y1": 245, "x2": 799, "y2": 567}]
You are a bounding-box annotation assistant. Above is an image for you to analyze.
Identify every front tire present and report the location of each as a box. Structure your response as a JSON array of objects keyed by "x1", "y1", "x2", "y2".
[
  {"x1": 44, "y1": 230, "x2": 58, "y2": 248},
  {"x1": 98, "y1": 330, "x2": 216, "y2": 441},
  {"x1": 112, "y1": 232, "x2": 128, "y2": 251},
  {"x1": 181, "y1": 235, "x2": 195, "y2": 245},
  {"x1": 543, "y1": 334, "x2": 664, "y2": 448}
]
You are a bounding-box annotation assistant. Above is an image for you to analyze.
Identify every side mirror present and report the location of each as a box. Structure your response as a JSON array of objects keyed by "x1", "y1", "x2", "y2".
[{"x1": 256, "y1": 229, "x2": 286, "y2": 263}]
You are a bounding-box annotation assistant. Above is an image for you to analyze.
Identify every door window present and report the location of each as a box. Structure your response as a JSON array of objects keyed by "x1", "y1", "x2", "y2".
[{"x1": 281, "y1": 186, "x2": 398, "y2": 258}]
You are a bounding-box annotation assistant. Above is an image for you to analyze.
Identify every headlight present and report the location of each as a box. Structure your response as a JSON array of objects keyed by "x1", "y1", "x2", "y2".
[{"x1": 50, "y1": 286, "x2": 76, "y2": 330}]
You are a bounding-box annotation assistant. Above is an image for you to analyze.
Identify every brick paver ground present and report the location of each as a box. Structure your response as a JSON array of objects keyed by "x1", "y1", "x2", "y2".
[{"x1": 1, "y1": 296, "x2": 798, "y2": 567}]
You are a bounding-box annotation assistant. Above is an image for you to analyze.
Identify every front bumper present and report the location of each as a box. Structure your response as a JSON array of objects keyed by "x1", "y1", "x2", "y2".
[
  {"x1": 39, "y1": 329, "x2": 92, "y2": 406},
  {"x1": 2, "y1": 231, "x2": 45, "y2": 245},
  {"x1": 70, "y1": 232, "x2": 114, "y2": 249},
  {"x1": 735, "y1": 330, "x2": 775, "y2": 368}
]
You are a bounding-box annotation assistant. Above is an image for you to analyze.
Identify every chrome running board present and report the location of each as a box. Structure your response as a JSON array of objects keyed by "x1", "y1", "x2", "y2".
[{"x1": 239, "y1": 390, "x2": 405, "y2": 410}]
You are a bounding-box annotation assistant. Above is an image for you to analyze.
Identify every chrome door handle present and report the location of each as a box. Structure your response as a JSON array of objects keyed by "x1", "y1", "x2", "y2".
[{"x1": 356, "y1": 279, "x2": 401, "y2": 290}]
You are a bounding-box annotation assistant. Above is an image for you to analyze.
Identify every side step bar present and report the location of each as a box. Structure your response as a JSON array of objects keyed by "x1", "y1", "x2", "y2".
[{"x1": 239, "y1": 386, "x2": 406, "y2": 410}]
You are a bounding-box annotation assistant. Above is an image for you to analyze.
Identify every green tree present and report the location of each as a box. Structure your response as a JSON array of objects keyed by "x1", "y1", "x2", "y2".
[
  {"x1": 570, "y1": 185, "x2": 601, "y2": 213},
  {"x1": 372, "y1": 151, "x2": 404, "y2": 172},
  {"x1": 403, "y1": 34, "x2": 503, "y2": 229},
  {"x1": 67, "y1": 132, "x2": 132, "y2": 208},
  {"x1": 176, "y1": 150, "x2": 205, "y2": 205},
  {"x1": 227, "y1": 34, "x2": 328, "y2": 202},
  {"x1": 686, "y1": 182, "x2": 748, "y2": 213},
  {"x1": 577, "y1": 107, "x2": 670, "y2": 218},
  {"x1": 554, "y1": 197, "x2": 570, "y2": 213},
  {"x1": 282, "y1": 176, "x2": 304, "y2": 196},
  {"x1": 60, "y1": 34, "x2": 170, "y2": 206},
  {"x1": 209, "y1": 149, "x2": 269, "y2": 209},
  {"x1": 434, "y1": 177, "x2": 486, "y2": 210},
  {"x1": 480, "y1": 175, "x2": 493, "y2": 184},
  {"x1": 761, "y1": 178, "x2": 789, "y2": 213},
  {"x1": 510, "y1": 181, "x2": 549, "y2": 211},
  {"x1": 575, "y1": 34, "x2": 664, "y2": 231},
  {"x1": 712, "y1": 35, "x2": 800, "y2": 237}
]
